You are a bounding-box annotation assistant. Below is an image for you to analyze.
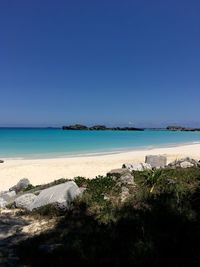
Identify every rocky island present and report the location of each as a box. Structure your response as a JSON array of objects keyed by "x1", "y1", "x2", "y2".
[
  {"x1": 62, "y1": 124, "x2": 144, "y2": 131},
  {"x1": 166, "y1": 126, "x2": 200, "y2": 132}
]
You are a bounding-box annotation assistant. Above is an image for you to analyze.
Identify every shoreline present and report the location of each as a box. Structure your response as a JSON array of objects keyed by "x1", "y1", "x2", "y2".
[
  {"x1": 1, "y1": 141, "x2": 200, "y2": 161},
  {"x1": 0, "y1": 142, "x2": 200, "y2": 191}
]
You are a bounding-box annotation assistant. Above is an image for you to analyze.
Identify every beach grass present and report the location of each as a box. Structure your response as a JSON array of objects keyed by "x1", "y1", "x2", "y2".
[{"x1": 16, "y1": 166, "x2": 200, "y2": 267}]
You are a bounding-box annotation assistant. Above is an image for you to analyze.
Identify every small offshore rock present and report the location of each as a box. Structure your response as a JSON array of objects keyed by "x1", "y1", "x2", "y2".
[
  {"x1": 14, "y1": 193, "x2": 37, "y2": 210},
  {"x1": 123, "y1": 163, "x2": 152, "y2": 171},
  {"x1": 1, "y1": 191, "x2": 16, "y2": 203},
  {"x1": 145, "y1": 155, "x2": 167, "y2": 168},
  {"x1": 0, "y1": 197, "x2": 8, "y2": 208},
  {"x1": 9, "y1": 178, "x2": 31, "y2": 193},
  {"x1": 29, "y1": 181, "x2": 82, "y2": 211}
]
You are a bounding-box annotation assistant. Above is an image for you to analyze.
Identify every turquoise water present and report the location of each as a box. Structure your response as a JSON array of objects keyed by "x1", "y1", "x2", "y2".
[{"x1": 0, "y1": 128, "x2": 200, "y2": 158}]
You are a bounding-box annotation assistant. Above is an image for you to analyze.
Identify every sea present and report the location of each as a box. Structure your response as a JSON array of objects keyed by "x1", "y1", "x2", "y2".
[{"x1": 0, "y1": 128, "x2": 200, "y2": 159}]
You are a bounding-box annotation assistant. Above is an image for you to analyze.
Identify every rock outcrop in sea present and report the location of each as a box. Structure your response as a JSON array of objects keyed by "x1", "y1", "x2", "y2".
[
  {"x1": 166, "y1": 126, "x2": 200, "y2": 131},
  {"x1": 62, "y1": 124, "x2": 144, "y2": 131}
]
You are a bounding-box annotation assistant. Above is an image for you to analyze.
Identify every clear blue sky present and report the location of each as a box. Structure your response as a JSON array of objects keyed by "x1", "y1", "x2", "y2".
[{"x1": 0, "y1": 0, "x2": 200, "y2": 127}]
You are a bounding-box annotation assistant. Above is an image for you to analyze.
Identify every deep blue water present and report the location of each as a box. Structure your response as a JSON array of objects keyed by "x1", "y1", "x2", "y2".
[{"x1": 0, "y1": 128, "x2": 200, "y2": 158}]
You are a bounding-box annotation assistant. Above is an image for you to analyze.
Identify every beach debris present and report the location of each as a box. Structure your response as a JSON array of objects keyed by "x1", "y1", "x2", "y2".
[
  {"x1": 107, "y1": 168, "x2": 134, "y2": 185},
  {"x1": 0, "y1": 160, "x2": 4, "y2": 163},
  {"x1": 29, "y1": 181, "x2": 82, "y2": 211},
  {"x1": 14, "y1": 193, "x2": 37, "y2": 210},
  {"x1": 168, "y1": 157, "x2": 200, "y2": 168},
  {"x1": 0, "y1": 197, "x2": 7, "y2": 208},
  {"x1": 145, "y1": 155, "x2": 167, "y2": 168},
  {"x1": 9, "y1": 178, "x2": 31, "y2": 193},
  {"x1": 0, "y1": 191, "x2": 16, "y2": 203},
  {"x1": 123, "y1": 162, "x2": 152, "y2": 171}
]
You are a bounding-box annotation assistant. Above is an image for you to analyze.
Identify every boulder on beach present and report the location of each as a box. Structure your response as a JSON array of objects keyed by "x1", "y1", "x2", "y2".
[
  {"x1": 145, "y1": 155, "x2": 167, "y2": 168},
  {"x1": 168, "y1": 157, "x2": 200, "y2": 168},
  {"x1": 123, "y1": 163, "x2": 152, "y2": 171},
  {"x1": 14, "y1": 193, "x2": 37, "y2": 210},
  {"x1": 0, "y1": 160, "x2": 4, "y2": 163},
  {"x1": 9, "y1": 178, "x2": 31, "y2": 193},
  {"x1": 0, "y1": 197, "x2": 7, "y2": 208},
  {"x1": 0, "y1": 191, "x2": 16, "y2": 203},
  {"x1": 29, "y1": 181, "x2": 82, "y2": 211}
]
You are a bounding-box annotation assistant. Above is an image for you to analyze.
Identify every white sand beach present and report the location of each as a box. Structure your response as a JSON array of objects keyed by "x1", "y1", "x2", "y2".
[{"x1": 0, "y1": 143, "x2": 200, "y2": 191}]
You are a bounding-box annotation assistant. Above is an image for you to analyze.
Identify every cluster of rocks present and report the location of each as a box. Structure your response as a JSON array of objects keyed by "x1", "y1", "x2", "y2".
[
  {"x1": 1, "y1": 155, "x2": 199, "y2": 210},
  {"x1": 168, "y1": 157, "x2": 200, "y2": 168},
  {"x1": 123, "y1": 155, "x2": 200, "y2": 171},
  {"x1": 122, "y1": 155, "x2": 167, "y2": 171},
  {"x1": 62, "y1": 124, "x2": 144, "y2": 131},
  {"x1": 0, "y1": 178, "x2": 83, "y2": 211},
  {"x1": 166, "y1": 126, "x2": 200, "y2": 132},
  {"x1": 107, "y1": 168, "x2": 135, "y2": 185},
  {"x1": 107, "y1": 168, "x2": 135, "y2": 202},
  {"x1": 123, "y1": 162, "x2": 151, "y2": 171}
]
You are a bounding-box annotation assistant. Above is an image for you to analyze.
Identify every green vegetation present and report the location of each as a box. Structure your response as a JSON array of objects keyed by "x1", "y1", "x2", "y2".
[{"x1": 16, "y1": 167, "x2": 200, "y2": 267}]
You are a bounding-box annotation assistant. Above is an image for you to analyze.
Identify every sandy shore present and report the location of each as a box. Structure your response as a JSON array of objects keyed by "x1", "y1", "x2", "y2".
[{"x1": 0, "y1": 143, "x2": 200, "y2": 191}]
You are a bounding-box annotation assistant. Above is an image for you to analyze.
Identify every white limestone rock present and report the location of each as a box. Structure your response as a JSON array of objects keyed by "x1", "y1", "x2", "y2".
[
  {"x1": 29, "y1": 181, "x2": 82, "y2": 211},
  {"x1": 123, "y1": 163, "x2": 152, "y2": 171},
  {"x1": 14, "y1": 193, "x2": 37, "y2": 210},
  {"x1": 168, "y1": 157, "x2": 200, "y2": 168},
  {"x1": 9, "y1": 178, "x2": 30, "y2": 193},
  {"x1": 1, "y1": 191, "x2": 16, "y2": 203},
  {"x1": 180, "y1": 161, "x2": 194, "y2": 168},
  {"x1": 0, "y1": 197, "x2": 7, "y2": 208},
  {"x1": 145, "y1": 155, "x2": 167, "y2": 168}
]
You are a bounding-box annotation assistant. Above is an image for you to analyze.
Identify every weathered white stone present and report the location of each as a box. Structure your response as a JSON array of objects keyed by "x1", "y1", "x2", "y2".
[
  {"x1": 9, "y1": 178, "x2": 30, "y2": 193},
  {"x1": 0, "y1": 197, "x2": 7, "y2": 208},
  {"x1": 123, "y1": 163, "x2": 152, "y2": 171},
  {"x1": 180, "y1": 161, "x2": 194, "y2": 168},
  {"x1": 29, "y1": 181, "x2": 81, "y2": 211},
  {"x1": 145, "y1": 155, "x2": 167, "y2": 168},
  {"x1": 1, "y1": 191, "x2": 16, "y2": 203},
  {"x1": 168, "y1": 157, "x2": 199, "y2": 168},
  {"x1": 14, "y1": 193, "x2": 37, "y2": 210}
]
